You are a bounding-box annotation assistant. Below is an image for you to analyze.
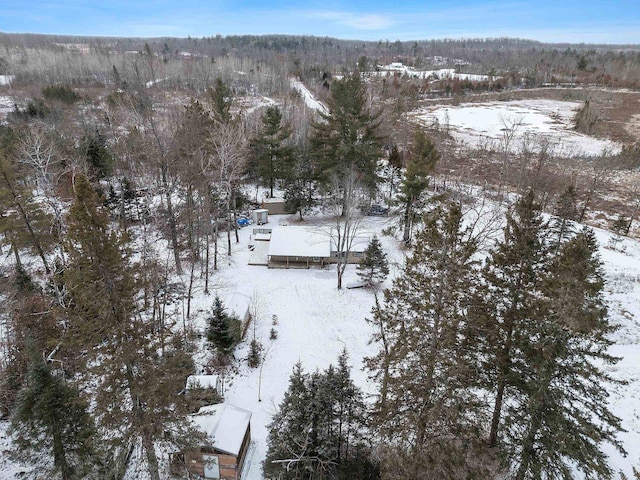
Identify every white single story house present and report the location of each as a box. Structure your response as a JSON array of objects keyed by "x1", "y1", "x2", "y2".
[{"x1": 264, "y1": 226, "x2": 370, "y2": 268}]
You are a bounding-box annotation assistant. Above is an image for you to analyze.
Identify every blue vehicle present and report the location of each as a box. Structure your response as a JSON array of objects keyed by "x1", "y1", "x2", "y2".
[{"x1": 237, "y1": 217, "x2": 252, "y2": 227}]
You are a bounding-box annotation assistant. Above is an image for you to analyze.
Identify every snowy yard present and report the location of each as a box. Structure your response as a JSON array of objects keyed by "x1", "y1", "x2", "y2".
[
  {"x1": 411, "y1": 99, "x2": 621, "y2": 156},
  {"x1": 186, "y1": 212, "x2": 640, "y2": 480}
]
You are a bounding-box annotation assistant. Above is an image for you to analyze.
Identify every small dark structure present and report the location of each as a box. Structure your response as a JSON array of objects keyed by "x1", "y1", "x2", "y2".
[{"x1": 179, "y1": 403, "x2": 252, "y2": 480}]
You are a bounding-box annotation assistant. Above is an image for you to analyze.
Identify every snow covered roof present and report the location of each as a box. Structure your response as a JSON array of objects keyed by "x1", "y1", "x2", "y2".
[
  {"x1": 221, "y1": 292, "x2": 252, "y2": 320},
  {"x1": 262, "y1": 197, "x2": 286, "y2": 204},
  {"x1": 186, "y1": 375, "x2": 219, "y2": 390},
  {"x1": 268, "y1": 226, "x2": 331, "y2": 258},
  {"x1": 331, "y1": 234, "x2": 370, "y2": 253},
  {"x1": 191, "y1": 403, "x2": 252, "y2": 456}
]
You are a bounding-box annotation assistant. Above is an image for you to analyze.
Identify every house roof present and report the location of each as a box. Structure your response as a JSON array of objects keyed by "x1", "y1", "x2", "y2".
[
  {"x1": 191, "y1": 403, "x2": 252, "y2": 456},
  {"x1": 330, "y1": 234, "x2": 370, "y2": 253},
  {"x1": 268, "y1": 226, "x2": 331, "y2": 258},
  {"x1": 186, "y1": 375, "x2": 219, "y2": 390},
  {"x1": 262, "y1": 197, "x2": 285, "y2": 204}
]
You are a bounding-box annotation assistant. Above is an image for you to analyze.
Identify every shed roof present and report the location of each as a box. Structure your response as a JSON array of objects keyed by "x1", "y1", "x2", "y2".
[
  {"x1": 186, "y1": 375, "x2": 219, "y2": 390},
  {"x1": 262, "y1": 197, "x2": 285, "y2": 204},
  {"x1": 191, "y1": 403, "x2": 252, "y2": 456},
  {"x1": 268, "y1": 226, "x2": 330, "y2": 258}
]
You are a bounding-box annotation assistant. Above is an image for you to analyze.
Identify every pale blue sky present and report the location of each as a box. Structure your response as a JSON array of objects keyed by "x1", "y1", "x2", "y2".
[{"x1": 1, "y1": 0, "x2": 639, "y2": 43}]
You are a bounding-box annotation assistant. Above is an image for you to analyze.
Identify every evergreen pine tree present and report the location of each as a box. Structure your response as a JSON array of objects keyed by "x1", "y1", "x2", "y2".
[
  {"x1": 507, "y1": 228, "x2": 624, "y2": 479},
  {"x1": 206, "y1": 296, "x2": 236, "y2": 354},
  {"x1": 311, "y1": 73, "x2": 382, "y2": 207},
  {"x1": 356, "y1": 235, "x2": 389, "y2": 288},
  {"x1": 251, "y1": 105, "x2": 293, "y2": 198},
  {"x1": 398, "y1": 128, "x2": 439, "y2": 244},
  {"x1": 265, "y1": 355, "x2": 375, "y2": 480},
  {"x1": 64, "y1": 175, "x2": 195, "y2": 480},
  {"x1": 550, "y1": 184, "x2": 578, "y2": 245},
  {"x1": 10, "y1": 350, "x2": 96, "y2": 480},
  {"x1": 470, "y1": 190, "x2": 550, "y2": 448},
  {"x1": 367, "y1": 203, "x2": 493, "y2": 479}
]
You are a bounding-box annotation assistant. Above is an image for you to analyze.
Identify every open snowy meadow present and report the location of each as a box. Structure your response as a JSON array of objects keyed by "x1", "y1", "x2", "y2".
[{"x1": 411, "y1": 99, "x2": 622, "y2": 157}]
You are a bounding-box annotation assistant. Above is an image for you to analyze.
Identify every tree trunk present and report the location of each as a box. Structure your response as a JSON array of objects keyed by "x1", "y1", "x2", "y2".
[
  {"x1": 1, "y1": 167, "x2": 50, "y2": 274},
  {"x1": 403, "y1": 200, "x2": 412, "y2": 244},
  {"x1": 161, "y1": 166, "x2": 182, "y2": 275},
  {"x1": 52, "y1": 426, "x2": 72, "y2": 480}
]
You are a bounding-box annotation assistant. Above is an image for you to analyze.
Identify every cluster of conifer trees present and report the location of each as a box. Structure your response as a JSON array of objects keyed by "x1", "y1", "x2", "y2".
[{"x1": 266, "y1": 191, "x2": 625, "y2": 480}]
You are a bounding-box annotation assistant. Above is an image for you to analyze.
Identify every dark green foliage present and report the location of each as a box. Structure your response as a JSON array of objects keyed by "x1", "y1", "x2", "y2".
[
  {"x1": 551, "y1": 184, "x2": 578, "y2": 244},
  {"x1": 21, "y1": 97, "x2": 51, "y2": 120},
  {"x1": 471, "y1": 190, "x2": 549, "y2": 448},
  {"x1": 283, "y1": 148, "x2": 316, "y2": 219},
  {"x1": 64, "y1": 175, "x2": 197, "y2": 479},
  {"x1": 367, "y1": 203, "x2": 494, "y2": 479},
  {"x1": 311, "y1": 73, "x2": 382, "y2": 196},
  {"x1": 269, "y1": 328, "x2": 278, "y2": 340},
  {"x1": 206, "y1": 296, "x2": 240, "y2": 354},
  {"x1": 356, "y1": 235, "x2": 389, "y2": 288},
  {"x1": 208, "y1": 77, "x2": 232, "y2": 124},
  {"x1": 399, "y1": 128, "x2": 439, "y2": 243},
  {"x1": 10, "y1": 351, "x2": 96, "y2": 480},
  {"x1": 83, "y1": 130, "x2": 114, "y2": 178},
  {"x1": 472, "y1": 191, "x2": 624, "y2": 479},
  {"x1": 248, "y1": 339, "x2": 262, "y2": 368},
  {"x1": 42, "y1": 85, "x2": 81, "y2": 104},
  {"x1": 265, "y1": 351, "x2": 377, "y2": 480},
  {"x1": 612, "y1": 214, "x2": 630, "y2": 236},
  {"x1": 251, "y1": 105, "x2": 293, "y2": 197}
]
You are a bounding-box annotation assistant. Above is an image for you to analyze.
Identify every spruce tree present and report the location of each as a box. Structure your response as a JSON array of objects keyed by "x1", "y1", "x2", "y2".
[
  {"x1": 356, "y1": 235, "x2": 389, "y2": 288},
  {"x1": 206, "y1": 296, "x2": 236, "y2": 354},
  {"x1": 367, "y1": 203, "x2": 493, "y2": 479},
  {"x1": 265, "y1": 354, "x2": 374, "y2": 480},
  {"x1": 471, "y1": 190, "x2": 550, "y2": 448}
]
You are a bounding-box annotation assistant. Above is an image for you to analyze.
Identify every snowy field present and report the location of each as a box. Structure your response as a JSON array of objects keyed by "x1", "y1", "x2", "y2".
[
  {"x1": 411, "y1": 99, "x2": 621, "y2": 156},
  {"x1": 376, "y1": 65, "x2": 495, "y2": 82}
]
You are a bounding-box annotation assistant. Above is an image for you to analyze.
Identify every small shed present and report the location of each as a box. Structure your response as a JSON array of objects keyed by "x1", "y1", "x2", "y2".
[
  {"x1": 186, "y1": 375, "x2": 223, "y2": 397},
  {"x1": 182, "y1": 403, "x2": 252, "y2": 480},
  {"x1": 251, "y1": 209, "x2": 269, "y2": 225},
  {"x1": 260, "y1": 197, "x2": 288, "y2": 215}
]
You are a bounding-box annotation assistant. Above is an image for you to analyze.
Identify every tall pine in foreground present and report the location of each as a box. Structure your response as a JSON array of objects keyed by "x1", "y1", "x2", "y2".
[
  {"x1": 10, "y1": 350, "x2": 96, "y2": 480},
  {"x1": 367, "y1": 203, "x2": 495, "y2": 479},
  {"x1": 471, "y1": 190, "x2": 550, "y2": 449},
  {"x1": 506, "y1": 228, "x2": 624, "y2": 480},
  {"x1": 64, "y1": 175, "x2": 196, "y2": 480}
]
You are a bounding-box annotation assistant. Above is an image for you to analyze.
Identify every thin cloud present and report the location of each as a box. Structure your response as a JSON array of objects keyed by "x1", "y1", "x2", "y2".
[{"x1": 307, "y1": 10, "x2": 395, "y2": 30}]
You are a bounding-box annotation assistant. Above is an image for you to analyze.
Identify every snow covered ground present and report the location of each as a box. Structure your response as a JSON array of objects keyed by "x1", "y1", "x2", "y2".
[
  {"x1": 187, "y1": 213, "x2": 640, "y2": 480},
  {"x1": 0, "y1": 96, "x2": 16, "y2": 123},
  {"x1": 411, "y1": 99, "x2": 621, "y2": 156},
  {"x1": 376, "y1": 65, "x2": 496, "y2": 82},
  {"x1": 0, "y1": 205, "x2": 638, "y2": 479},
  {"x1": 289, "y1": 78, "x2": 328, "y2": 115}
]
